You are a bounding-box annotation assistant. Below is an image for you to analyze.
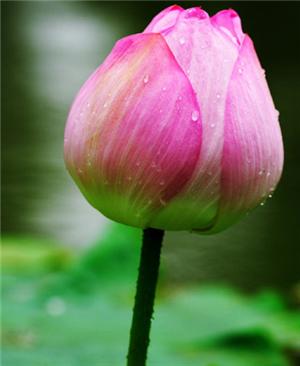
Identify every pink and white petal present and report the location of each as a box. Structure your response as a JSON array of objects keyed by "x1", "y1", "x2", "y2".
[
  {"x1": 149, "y1": 8, "x2": 240, "y2": 230},
  {"x1": 198, "y1": 36, "x2": 284, "y2": 233},
  {"x1": 211, "y1": 9, "x2": 245, "y2": 46},
  {"x1": 144, "y1": 5, "x2": 183, "y2": 33},
  {"x1": 64, "y1": 33, "x2": 202, "y2": 229}
]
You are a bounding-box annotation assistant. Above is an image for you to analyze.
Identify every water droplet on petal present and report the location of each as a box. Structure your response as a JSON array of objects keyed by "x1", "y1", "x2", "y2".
[
  {"x1": 143, "y1": 74, "x2": 149, "y2": 84},
  {"x1": 268, "y1": 194, "x2": 273, "y2": 198},
  {"x1": 103, "y1": 102, "x2": 108, "y2": 108},
  {"x1": 162, "y1": 86, "x2": 167, "y2": 92},
  {"x1": 136, "y1": 161, "x2": 141, "y2": 167},
  {"x1": 238, "y1": 67, "x2": 243, "y2": 75},
  {"x1": 159, "y1": 180, "x2": 165, "y2": 186},
  {"x1": 191, "y1": 110, "x2": 199, "y2": 122},
  {"x1": 178, "y1": 96, "x2": 182, "y2": 101},
  {"x1": 258, "y1": 170, "x2": 264, "y2": 176},
  {"x1": 179, "y1": 36, "x2": 185, "y2": 45},
  {"x1": 266, "y1": 171, "x2": 271, "y2": 177},
  {"x1": 210, "y1": 123, "x2": 215, "y2": 128},
  {"x1": 216, "y1": 93, "x2": 221, "y2": 100}
]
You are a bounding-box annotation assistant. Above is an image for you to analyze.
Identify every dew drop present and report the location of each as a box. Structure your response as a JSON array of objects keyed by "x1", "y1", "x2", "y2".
[
  {"x1": 238, "y1": 67, "x2": 243, "y2": 75},
  {"x1": 258, "y1": 170, "x2": 264, "y2": 176},
  {"x1": 162, "y1": 87, "x2": 167, "y2": 92},
  {"x1": 210, "y1": 123, "x2": 215, "y2": 128},
  {"x1": 179, "y1": 36, "x2": 185, "y2": 45},
  {"x1": 270, "y1": 186, "x2": 275, "y2": 192},
  {"x1": 260, "y1": 202, "x2": 265, "y2": 206},
  {"x1": 266, "y1": 171, "x2": 271, "y2": 177},
  {"x1": 103, "y1": 102, "x2": 108, "y2": 108},
  {"x1": 216, "y1": 93, "x2": 221, "y2": 100},
  {"x1": 87, "y1": 102, "x2": 91, "y2": 108},
  {"x1": 178, "y1": 96, "x2": 182, "y2": 101},
  {"x1": 143, "y1": 74, "x2": 149, "y2": 84},
  {"x1": 261, "y1": 68, "x2": 266, "y2": 76},
  {"x1": 159, "y1": 180, "x2": 165, "y2": 186},
  {"x1": 268, "y1": 194, "x2": 273, "y2": 198},
  {"x1": 191, "y1": 110, "x2": 199, "y2": 122}
]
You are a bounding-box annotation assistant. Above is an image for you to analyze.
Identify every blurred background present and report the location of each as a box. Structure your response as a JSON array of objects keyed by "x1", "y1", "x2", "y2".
[{"x1": 2, "y1": 1, "x2": 300, "y2": 365}]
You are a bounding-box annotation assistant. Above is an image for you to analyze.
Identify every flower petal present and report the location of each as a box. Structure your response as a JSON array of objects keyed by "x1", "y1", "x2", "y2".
[
  {"x1": 144, "y1": 5, "x2": 183, "y2": 33},
  {"x1": 211, "y1": 9, "x2": 245, "y2": 46},
  {"x1": 64, "y1": 33, "x2": 202, "y2": 229},
  {"x1": 198, "y1": 36, "x2": 284, "y2": 233},
  {"x1": 149, "y1": 8, "x2": 240, "y2": 230}
]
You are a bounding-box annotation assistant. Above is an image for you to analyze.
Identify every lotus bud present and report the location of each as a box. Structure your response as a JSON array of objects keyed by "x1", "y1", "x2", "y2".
[{"x1": 64, "y1": 5, "x2": 284, "y2": 233}]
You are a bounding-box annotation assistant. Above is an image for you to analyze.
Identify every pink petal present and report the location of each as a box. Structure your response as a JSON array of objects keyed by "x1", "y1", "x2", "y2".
[
  {"x1": 64, "y1": 33, "x2": 202, "y2": 229},
  {"x1": 211, "y1": 9, "x2": 245, "y2": 46},
  {"x1": 199, "y1": 36, "x2": 284, "y2": 233},
  {"x1": 149, "y1": 7, "x2": 240, "y2": 230},
  {"x1": 144, "y1": 5, "x2": 183, "y2": 33}
]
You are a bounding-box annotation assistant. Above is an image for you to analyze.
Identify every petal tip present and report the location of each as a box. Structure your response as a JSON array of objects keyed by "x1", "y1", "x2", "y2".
[
  {"x1": 212, "y1": 8, "x2": 244, "y2": 46},
  {"x1": 183, "y1": 7, "x2": 209, "y2": 21}
]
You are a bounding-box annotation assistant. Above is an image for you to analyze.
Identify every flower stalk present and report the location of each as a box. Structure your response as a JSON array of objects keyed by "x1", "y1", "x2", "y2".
[{"x1": 127, "y1": 228, "x2": 164, "y2": 366}]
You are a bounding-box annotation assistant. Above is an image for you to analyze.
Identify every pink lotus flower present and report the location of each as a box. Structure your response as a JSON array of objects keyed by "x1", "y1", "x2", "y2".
[{"x1": 64, "y1": 5, "x2": 284, "y2": 233}]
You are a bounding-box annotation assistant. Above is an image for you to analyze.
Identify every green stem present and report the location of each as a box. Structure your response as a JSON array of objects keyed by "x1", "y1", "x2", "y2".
[{"x1": 126, "y1": 228, "x2": 165, "y2": 366}]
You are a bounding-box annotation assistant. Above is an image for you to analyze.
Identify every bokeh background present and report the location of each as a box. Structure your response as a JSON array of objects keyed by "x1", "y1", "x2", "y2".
[{"x1": 2, "y1": 1, "x2": 300, "y2": 365}]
